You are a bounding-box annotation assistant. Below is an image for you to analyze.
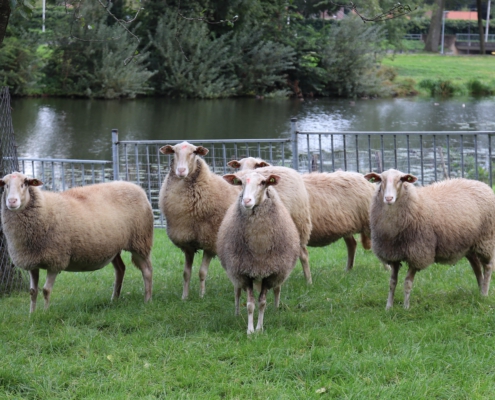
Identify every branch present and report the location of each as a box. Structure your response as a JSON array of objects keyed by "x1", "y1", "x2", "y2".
[{"x1": 330, "y1": 1, "x2": 417, "y2": 22}]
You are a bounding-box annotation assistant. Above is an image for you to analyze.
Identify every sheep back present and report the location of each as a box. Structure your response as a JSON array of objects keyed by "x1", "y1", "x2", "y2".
[{"x1": 303, "y1": 171, "x2": 375, "y2": 247}]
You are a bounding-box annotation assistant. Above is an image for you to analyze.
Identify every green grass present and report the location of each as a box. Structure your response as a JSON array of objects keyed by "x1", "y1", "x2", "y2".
[
  {"x1": 1, "y1": 229, "x2": 495, "y2": 398},
  {"x1": 382, "y1": 54, "x2": 495, "y2": 97}
]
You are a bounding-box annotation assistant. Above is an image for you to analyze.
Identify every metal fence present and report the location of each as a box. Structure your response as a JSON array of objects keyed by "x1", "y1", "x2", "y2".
[
  {"x1": 111, "y1": 130, "x2": 292, "y2": 226},
  {"x1": 290, "y1": 118, "x2": 495, "y2": 187},
  {"x1": 13, "y1": 121, "x2": 495, "y2": 227}
]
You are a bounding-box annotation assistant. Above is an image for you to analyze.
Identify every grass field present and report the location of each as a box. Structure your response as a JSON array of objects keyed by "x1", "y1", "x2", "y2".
[
  {"x1": 381, "y1": 54, "x2": 495, "y2": 96},
  {"x1": 2, "y1": 229, "x2": 495, "y2": 398}
]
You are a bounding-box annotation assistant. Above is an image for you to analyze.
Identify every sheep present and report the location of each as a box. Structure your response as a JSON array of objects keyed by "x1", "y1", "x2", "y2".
[
  {"x1": 217, "y1": 171, "x2": 300, "y2": 334},
  {"x1": 227, "y1": 157, "x2": 271, "y2": 171},
  {"x1": 231, "y1": 157, "x2": 376, "y2": 271},
  {"x1": 158, "y1": 141, "x2": 241, "y2": 299},
  {"x1": 235, "y1": 165, "x2": 313, "y2": 284},
  {"x1": 364, "y1": 169, "x2": 495, "y2": 310},
  {"x1": 302, "y1": 171, "x2": 377, "y2": 271},
  {"x1": 0, "y1": 172, "x2": 154, "y2": 313}
]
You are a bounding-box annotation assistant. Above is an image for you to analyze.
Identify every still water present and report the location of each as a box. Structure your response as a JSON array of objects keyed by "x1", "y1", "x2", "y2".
[{"x1": 11, "y1": 96, "x2": 495, "y2": 161}]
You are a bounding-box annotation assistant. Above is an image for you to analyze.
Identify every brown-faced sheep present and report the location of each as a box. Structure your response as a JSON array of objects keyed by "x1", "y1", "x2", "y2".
[
  {"x1": 236, "y1": 165, "x2": 313, "y2": 284},
  {"x1": 158, "y1": 141, "x2": 240, "y2": 299},
  {"x1": 217, "y1": 171, "x2": 300, "y2": 334},
  {"x1": 365, "y1": 169, "x2": 495, "y2": 309},
  {"x1": 0, "y1": 172, "x2": 154, "y2": 313}
]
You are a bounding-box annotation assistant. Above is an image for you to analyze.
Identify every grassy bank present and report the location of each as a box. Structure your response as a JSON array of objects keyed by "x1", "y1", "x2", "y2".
[
  {"x1": 382, "y1": 54, "x2": 495, "y2": 97},
  {"x1": 2, "y1": 229, "x2": 495, "y2": 398}
]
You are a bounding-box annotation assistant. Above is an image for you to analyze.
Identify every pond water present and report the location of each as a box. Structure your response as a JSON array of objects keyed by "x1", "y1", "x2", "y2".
[{"x1": 10, "y1": 96, "x2": 495, "y2": 161}]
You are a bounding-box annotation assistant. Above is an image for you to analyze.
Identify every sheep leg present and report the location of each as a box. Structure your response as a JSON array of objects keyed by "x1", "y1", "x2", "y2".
[
  {"x1": 481, "y1": 261, "x2": 493, "y2": 296},
  {"x1": 131, "y1": 253, "x2": 153, "y2": 302},
  {"x1": 360, "y1": 232, "x2": 371, "y2": 250},
  {"x1": 299, "y1": 245, "x2": 312, "y2": 284},
  {"x1": 403, "y1": 267, "x2": 417, "y2": 310},
  {"x1": 182, "y1": 250, "x2": 195, "y2": 300},
  {"x1": 235, "y1": 286, "x2": 242, "y2": 316},
  {"x1": 199, "y1": 251, "x2": 213, "y2": 298},
  {"x1": 246, "y1": 285, "x2": 256, "y2": 334},
  {"x1": 29, "y1": 269, "x2": 40, "y2": 313},
  {"x1": 43, "y1": 270, "x2": 58, "y2": 311},
  {"x1": 111, "y1": 253, "x2": 126, "y2": 301},
  {"x1": 466, "y1": 253, "x2": 484, "y2": 291},
  {"x1": 256, "y1": 285, "x2": 268, "y2": 332},
  {"x1": 386, "y1": 262, "x2": 401, "y2": 310},
  {"x1": 343, "y1": 236, "x2": 357, "y2": 271},
  {"x1": 273, "y1": 286, "x2": 281, "y2": 309}
]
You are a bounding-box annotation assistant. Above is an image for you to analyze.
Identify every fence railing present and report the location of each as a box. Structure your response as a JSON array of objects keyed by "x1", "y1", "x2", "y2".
[
  {"x1": 14, "y1": 121, "x2": 495, "y2": 227},
  {"x1": 456, "y1": 33, "x2": 495, "y2": 43},
  {"x1": 290, "y1": 118, "x2": 495, "y2": 187}
]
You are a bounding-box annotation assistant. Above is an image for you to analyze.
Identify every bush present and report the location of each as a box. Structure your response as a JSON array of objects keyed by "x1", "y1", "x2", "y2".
[
  {"x1": 151, "y1": 14, "x2": 238, "y2": 99},
  {"x1": 321, "y1": 16, "x2": 390, "y2": 98},
  {"x1": 418, "y1": 79, "x2": 460, "y2": 97},
  {"x1": 466, "y1": 79, "x2": 494, "y2": 96}
]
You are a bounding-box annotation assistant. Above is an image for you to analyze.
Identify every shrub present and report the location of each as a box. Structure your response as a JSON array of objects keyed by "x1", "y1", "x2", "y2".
[
  {"x1": 466, "y1": 79, "x2": 494, "y2": 96},
  {"x1": 418, "y1": 79, "x2": 460, "y2": 97}
]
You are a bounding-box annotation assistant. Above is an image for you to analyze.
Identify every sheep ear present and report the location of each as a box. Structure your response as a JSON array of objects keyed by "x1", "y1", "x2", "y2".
[
  {"x1": 400, "y1": 174, "x2": 417, "y2": 184},
  {"x1": 160, "y1": 145, "x2": 175, "y2": 155},
  {"x1": 27, "y1": 178, "x2": 43, "y2": 187},
  {"x1": 228, "y1": 160, "x2": 241, "y2": 169},
  {"x1": 364, "y1": 173, "x2": 382, "y2": 183},
  {"x1": 223, "y1": 174, "x2": 242, "y2": 186},
  {"x1": 256, "y1": 161, "x2": 270, "y2": 168},
  {"x1": 194, "y1": 146, "x2": 209, "y2": 156},
  {"x1": 265, "y1": 175, "x2": 280, "y2": 186}
]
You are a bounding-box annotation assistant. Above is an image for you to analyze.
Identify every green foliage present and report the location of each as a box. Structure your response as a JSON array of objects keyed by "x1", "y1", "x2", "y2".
[
  {"x1": 466, "y1": 79, "x2": 494, "y2": 96},
  {"x1": 322, "y1": 17, "x2": 390, "y2": 98},
  {"x1": 231, "y1": 28, "x2": 295, "y2": 96},
  {"x1": 41, "y1": 3, "x2": 154, "y2": 98},
  {"x1": 418, "y1": 78, "x2": 461, "y2": 96},
  {"x1": 0, "y1": 30, "x2": 42, "y2": 95},
  {"x1": 151, "y1": 14, "x2": 238, "y2": 98},
  {"x1": 1, "y1": 230, "x2": 495, "y2": 397}
]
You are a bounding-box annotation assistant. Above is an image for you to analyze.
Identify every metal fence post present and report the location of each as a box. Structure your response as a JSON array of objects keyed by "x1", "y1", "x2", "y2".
[
  {"x1": 112, "y1": 129, "x2": 120, "y2": 181},
  {"x1": 291, "y1": 117, "x2": 298, "y2": 171}
]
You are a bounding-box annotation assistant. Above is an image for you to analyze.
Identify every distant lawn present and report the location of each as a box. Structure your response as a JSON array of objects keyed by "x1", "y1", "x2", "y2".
[
  {"x1": 1, "y1": 229, "x2": 495, "y2": 398},
  {"x1": 382, "y1": 54, "x2": 495, "y2": 96}
]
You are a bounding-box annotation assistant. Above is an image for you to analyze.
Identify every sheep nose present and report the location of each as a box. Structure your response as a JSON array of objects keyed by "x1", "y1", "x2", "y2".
[
  {"x1": 177, "y1": 168, "x2": 186, "y2": 175},
  {"x1": 243, "y1": 198, "x2": 252, "y2": 205},
  {"x1": 7, "y1": 198, "x2": 18, "y2": 207},
  {"x1": 385, "y1": 196, "x2": 394, "y2": 203}
]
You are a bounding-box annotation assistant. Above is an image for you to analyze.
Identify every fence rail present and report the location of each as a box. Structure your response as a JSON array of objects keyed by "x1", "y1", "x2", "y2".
[{"x1": 14, "y1": 121, "x2": 495, "y2": 227}]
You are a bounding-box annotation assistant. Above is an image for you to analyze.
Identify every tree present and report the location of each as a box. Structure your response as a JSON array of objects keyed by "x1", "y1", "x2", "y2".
[
  {"x1": 0, "y1": 0, "x2": 10, "y2": 45},
  {"x1": 424, "y1": 0, "x2": 446, "y2": 52},
  {"x1": 477, "y1": 0, "x2": 486, "y2": 54}
]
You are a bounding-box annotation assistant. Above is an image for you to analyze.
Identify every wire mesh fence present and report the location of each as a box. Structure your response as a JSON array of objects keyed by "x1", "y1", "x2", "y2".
[
  {"x1": 0, "y1": 87, "x2": 29, "y2": 295},
  {"x1": 111, "y1": 131, "x2": 292, "y2": 226}
]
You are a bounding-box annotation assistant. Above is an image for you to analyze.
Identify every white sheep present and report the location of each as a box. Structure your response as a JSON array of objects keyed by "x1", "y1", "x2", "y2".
[
  {"x1": 236, "y1": 165, "x2": 313, "y2": 284},
  {"x1": 365, "y1": 169, "x2": 495, "y2": 309},
  {"x1": 228, "y1": 158, "x2": 271, "y2": 171},
  {"x1": 231, "y1": 157, "x2": 377, "y2": 271},
  {"x1": 217, "y1": 171, "x2": 300, "y2": 334},
  {"x1": 158, "y1": 141, "x2": 240, "y2": 299},
  {"x1": 0, "y1": 172, "x2": 154, "y2": 313}
]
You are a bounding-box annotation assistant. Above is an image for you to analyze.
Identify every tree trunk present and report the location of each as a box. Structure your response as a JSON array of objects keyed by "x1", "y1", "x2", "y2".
[
  {"x1": 0, "y1": 0, "x2": 10, "y2": 46},
  {"x1": 477, "y1": 0, "x2": 486, "y2": 54},
  {"x1": 424, "y1": 0, "x2": 446, "y2": 52}
]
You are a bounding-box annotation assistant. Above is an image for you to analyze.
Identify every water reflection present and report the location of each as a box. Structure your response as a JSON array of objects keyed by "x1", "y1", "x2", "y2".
[{"x1": 11, "y1": 96, "x2": 495, "y2": 160}]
